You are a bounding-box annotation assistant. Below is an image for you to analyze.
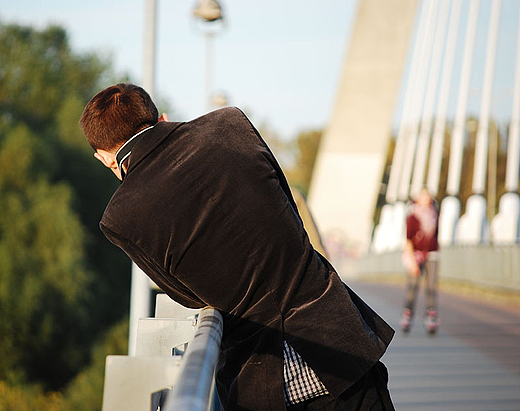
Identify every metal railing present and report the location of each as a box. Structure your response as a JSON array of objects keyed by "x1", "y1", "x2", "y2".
[{"x1": 164, "y1": 307, "x2": 223, "y2": 411}]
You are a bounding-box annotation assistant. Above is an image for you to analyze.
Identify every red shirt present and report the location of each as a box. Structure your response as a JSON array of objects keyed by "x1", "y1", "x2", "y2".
[{"x1": 406, "y1": 204, "x2": 439, "y2": 252}]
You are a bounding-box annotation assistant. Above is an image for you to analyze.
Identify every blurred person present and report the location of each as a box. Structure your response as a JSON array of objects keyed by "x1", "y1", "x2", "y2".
[
  {"x1": 80, "y1": 83, "x2": 395, "y2": 410},
  {"x1": 400, "y1": 188, "x2": 440, "y2": 334}
]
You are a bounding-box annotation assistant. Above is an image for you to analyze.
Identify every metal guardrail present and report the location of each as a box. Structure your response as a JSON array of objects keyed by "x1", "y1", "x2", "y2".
[{"x1": 164, "y1": 307, "x2": 223, "y2": 411}]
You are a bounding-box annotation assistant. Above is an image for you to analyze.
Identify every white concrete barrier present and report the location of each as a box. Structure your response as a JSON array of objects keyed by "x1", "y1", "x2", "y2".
[
  {"x1": 102, "y1": 355, "x2": 182, "y2": 411},
  {"x1": 355, "y1": 245, "x2": 520, "y2": 292},
  {"x1": 135, "y1": 318, "x2": 197, "y2": 356},
  {"x1": 155, "y1": 293, "x2": 200, "y2": 319},
  {"x1": 103, "y1": 293, "x2": 209, "y2": 411}
]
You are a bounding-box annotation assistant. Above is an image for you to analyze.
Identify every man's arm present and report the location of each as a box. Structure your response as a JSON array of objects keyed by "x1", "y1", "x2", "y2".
[
  {"x1": 100, "y1": 220, "x2": 206, "y2": 309},
  {"x1": 235, "y1": 108, "x2": 304, "y2": 226}
]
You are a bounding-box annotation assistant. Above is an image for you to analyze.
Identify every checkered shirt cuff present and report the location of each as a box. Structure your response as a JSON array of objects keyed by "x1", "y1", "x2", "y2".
[{"x1": 283, "y1": 340, "x2": 329, "y2": 406}]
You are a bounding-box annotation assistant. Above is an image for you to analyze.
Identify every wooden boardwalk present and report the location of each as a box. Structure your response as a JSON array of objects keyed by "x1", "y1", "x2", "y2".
[{"x1": 349, "y1": 280, "x2": 520, "y2": 411}]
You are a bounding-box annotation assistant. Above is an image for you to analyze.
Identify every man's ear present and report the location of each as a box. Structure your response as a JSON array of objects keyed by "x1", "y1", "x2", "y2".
[
  {"x1": 158, "y1": 113, "x2": 169, "y2": 122},
  {"x1": 94, "y1": 150, "x2": 117, "y2": 169},
  {"x1": 95, "y1": 149, "x2": 123, "y2": 180}
]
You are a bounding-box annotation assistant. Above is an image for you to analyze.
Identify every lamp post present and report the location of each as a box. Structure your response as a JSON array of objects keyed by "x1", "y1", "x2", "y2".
[
  {"x1": 193, "y1": 0, "x2": 224, "y2": 111},
  {"x1": 127, "y1": 0, "x2": 159, "y2": 356}
]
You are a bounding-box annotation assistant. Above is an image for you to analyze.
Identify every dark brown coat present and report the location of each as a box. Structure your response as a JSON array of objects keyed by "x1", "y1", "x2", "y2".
[{"x1": 100, "y1": 107, "x2": 394, "y2": 410}]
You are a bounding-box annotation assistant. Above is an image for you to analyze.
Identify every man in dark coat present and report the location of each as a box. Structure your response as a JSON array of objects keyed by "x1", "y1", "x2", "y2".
[{"x1": 80, "y1": 83, "x2": 395, "y2": 410}]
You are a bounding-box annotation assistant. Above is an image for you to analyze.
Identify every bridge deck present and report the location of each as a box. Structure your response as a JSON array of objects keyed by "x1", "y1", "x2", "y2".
[{"x1": 349, "y1": 280, "x2": 520, "y2": 411}]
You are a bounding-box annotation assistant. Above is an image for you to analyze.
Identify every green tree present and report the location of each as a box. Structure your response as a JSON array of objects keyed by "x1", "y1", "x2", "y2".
[
  {"x1": 0, "y1": 25, "x2": 106, "y2": 132},
  {"x1": 0, "y1": 21, "x2": 131, "y2": 395},
  {"x1": 63, "y1": 318, "x2": 128, "y2": 411},
  {"x1": 0, "y1": 126, "x2": 89, "y2": 387},
  {"x1": 0, "y1": 381, "x2": 64, "y2": 411},
  {"x1": 285, "y1": 129, "x2": 323, "y2": 196}
]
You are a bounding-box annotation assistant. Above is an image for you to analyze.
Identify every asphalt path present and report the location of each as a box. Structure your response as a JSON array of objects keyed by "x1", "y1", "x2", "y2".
[{"x1": 348, "y1": 279, "x2": 520, "y2": 411}]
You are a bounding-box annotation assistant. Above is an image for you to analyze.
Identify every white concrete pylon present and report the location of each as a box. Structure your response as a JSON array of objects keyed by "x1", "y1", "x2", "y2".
[
  {"x1": 386, "y1": 0, "x2": 432, "y2": 205},
  {"x1": 427, "y1": 0, "x2": 464, "y2": 197},
  {"x1": 438, "y1": 0, "x2": 480, "y2": 246},
  {"x1": 471, "y1": 0, "x2": 502, "y2": 196},
  {"x1": 445, "y1": 0, "x2": 480, "y2": 196},
  {"x1": 397, "y1": 0, "x2": 438, "y2": 202},
  {"x1": 491, "y1": 4, "x2": 520, "y2": 244},
  {"x1": 410, "y1": 0, "x2": 451, "y2": 199},
  {"x1": 456, "y1": 0, "x2": 502, "y2": 245},
  {"x1": 373, "y1": 0, "x2": 431, "y2": 253},
  {"x1": 308, "y1": 0, "x2": 420, "y2": 254},
  {"x1": 491, "y1": 193, "x2": 520, "y2": 243},
  {"x1": 372, "y1": 204, "x2": 394, "y2": 252},
  {"x1": 388, "y1": 0, "x2": 438, "y2": 251}
]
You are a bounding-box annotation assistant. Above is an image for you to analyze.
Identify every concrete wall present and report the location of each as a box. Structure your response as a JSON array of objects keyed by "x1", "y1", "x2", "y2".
[{"x1": 354, "y1": 245, "x2": 520, "y2": 293}]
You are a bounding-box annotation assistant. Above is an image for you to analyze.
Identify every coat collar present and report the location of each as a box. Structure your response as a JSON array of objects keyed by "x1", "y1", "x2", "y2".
[
  {"x1": 123, "y1": 121, "x2": 184, "y2": 180},
  {"x1": 116, "y1": 125, "x2": 155, "y2": 179}
]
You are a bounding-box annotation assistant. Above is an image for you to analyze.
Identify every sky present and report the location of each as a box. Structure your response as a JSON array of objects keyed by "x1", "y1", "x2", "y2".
[
  {"x1": 3, "y1": 0, "x2": 520, "y2": 143},
  {"x1": 1, "y1": 0, "x2": 358, "y2": 140}
]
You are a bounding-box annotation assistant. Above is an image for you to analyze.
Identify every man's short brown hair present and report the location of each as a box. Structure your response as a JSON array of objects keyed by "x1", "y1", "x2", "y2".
[{"x1": 80, "y1": 83, "x2": 159, "y2": 151}]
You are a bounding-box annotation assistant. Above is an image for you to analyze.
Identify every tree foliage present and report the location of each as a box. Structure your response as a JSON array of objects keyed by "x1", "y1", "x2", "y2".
[
  {"x1": 0, "y1": 125, "x2": 89, "y2": 386},
  {"x1": 63, "y1": 318, "x2": 128, "y2": 411},
  {"x1": 257, "y1": 124, "x2": 323, "y2": 198},
  {"x1": 0, "y1": 21, "x2": 130, "y2": 399},
  {"x1": 0, "y1": 381, "x2": 64, "y2": 411},
  {"x1": 285, "y1": 129, "x2": 323, "y2": 197}
]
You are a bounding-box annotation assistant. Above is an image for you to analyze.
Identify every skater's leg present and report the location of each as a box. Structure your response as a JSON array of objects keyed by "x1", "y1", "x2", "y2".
[
  {"x1": 404, "y1": 267, "x2": 422, "y2": 314},
  {"x1": 424, "y1": 257, "x2": 439, "y2": 333},
  {"x1": 424, "y1": 259, "x2": 438, "y2": 313},
  {"x1": 401, "y1": 267, "x2": 422, "y2": 331}
]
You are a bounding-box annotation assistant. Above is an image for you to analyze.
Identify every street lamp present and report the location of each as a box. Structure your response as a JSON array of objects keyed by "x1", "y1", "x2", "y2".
[
  {"x1": 127, "y1": 0, "x2": 159, "y2": 357},
  {"x1": 192, "y1": 0, "x2": 224, "y2": 111},
  {"x1": 193, "y1": 0, "x2": 223, "y2": 22}
]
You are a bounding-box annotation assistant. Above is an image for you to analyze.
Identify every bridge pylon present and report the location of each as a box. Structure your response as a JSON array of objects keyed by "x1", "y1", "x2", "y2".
[{"x1": 308, "y1": 0, "x2": 420, "y2": 254}]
